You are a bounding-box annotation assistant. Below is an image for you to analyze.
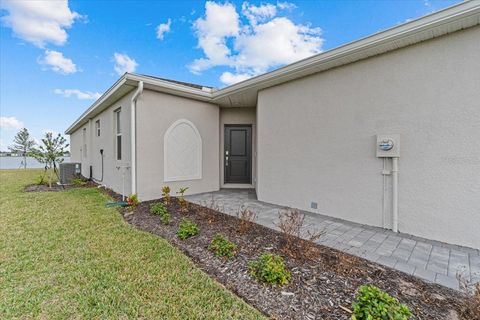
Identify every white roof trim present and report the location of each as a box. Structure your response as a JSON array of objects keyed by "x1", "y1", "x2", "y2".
[{"x1": 66, "y1": 1, "x2": 480, "y2": 134}]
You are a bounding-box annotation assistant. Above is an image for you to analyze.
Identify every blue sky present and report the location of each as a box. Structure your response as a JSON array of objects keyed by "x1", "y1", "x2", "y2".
[{"x1": 0, "y1": 0, "x2": 460, "y2": 151}]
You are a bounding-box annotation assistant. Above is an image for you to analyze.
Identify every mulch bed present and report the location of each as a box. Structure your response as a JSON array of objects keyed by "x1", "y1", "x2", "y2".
[
  {"x1": 24, "y1": 181, "x2": 96, "y2": 192},
  {"x1": 105, "y1": 196, "x2": 475, "y2": 320}
]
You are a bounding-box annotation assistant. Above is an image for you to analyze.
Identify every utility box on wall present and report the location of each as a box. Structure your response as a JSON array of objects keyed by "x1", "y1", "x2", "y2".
[{"x1": 376, "y1": 134, "x2": 400, "y2": 158}]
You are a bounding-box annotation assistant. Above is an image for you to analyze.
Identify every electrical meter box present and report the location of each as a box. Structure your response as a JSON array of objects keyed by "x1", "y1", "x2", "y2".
[{"x1": 376, "y1": 134, "x2": 400, "y2": 158}]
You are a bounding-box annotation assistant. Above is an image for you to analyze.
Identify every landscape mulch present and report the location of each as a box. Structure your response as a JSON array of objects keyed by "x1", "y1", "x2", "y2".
[
  {"x1": 24, "y1": 181, "x2": 96, "y2": 192},
  {"x1": 109, "y1": 194, "x2": 474, "y2": 320}
]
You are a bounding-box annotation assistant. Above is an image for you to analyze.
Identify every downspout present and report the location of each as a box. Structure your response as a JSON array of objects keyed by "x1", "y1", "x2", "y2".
[
  {"x1": 88, "y1": 119, "x2": 93, "y2": 180},
  {"x1": 131, "y1": 81, "x2": 144, "y2": 195},
  {"x1": 391, "y1": 157, "x2": 399, "y2": 232}
]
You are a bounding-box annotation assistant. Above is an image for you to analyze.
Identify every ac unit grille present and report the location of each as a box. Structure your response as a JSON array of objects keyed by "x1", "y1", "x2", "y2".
[{"x1": 59, "y1": 163, "x2": 81, "y2": 184}]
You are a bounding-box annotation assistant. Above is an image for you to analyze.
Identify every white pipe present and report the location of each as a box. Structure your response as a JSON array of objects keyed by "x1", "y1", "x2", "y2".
[
  {"x1": 130, "y1": 81, "x2": 144, "y2": 195},
  {"x1": 392, "y1": 157, "x2": 399, "y2": 232},
  {"x1": 382, "y1": 158, "x2": 387, "y2": 228}
]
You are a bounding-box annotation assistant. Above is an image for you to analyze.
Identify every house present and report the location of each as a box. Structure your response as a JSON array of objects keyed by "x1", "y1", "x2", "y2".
[{"x1": 66, "y1": 2, "x2": 480, "y2": 249}]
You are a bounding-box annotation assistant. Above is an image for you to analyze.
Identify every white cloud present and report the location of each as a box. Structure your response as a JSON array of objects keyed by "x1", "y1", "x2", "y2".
[
  {"x1": 0, "y1": 116, "x2": 24, "y2": 131},
  {"x1": 0, "y1": 0, "x2": 80, "y2": 47},
  {"x1": 54, "y1": 89, "x2": 101, "y2": 100},
  {"x1": 189, "y1": 1, "x2": 323, "y2": 85},
  {"x1": 113, "y1": 53, "x2": 138, "y2": 76},
  {"x1": 39, "y1": 50, "x2": 77, "y2": 74},
  {"x1": 219, "y1": 71, "x2": 254, "y2": 86},
  {"x1": 234, "y1": 18, "x2": 322, "y2": 73},
  {"x1": 242, "y1": 2, "x2": 277, "y2": 26},
  {"x1": 189, "y1": 2, "x2": 240, "y2": 74},
  {"x1": 156, "y1": 18, "x2": 172, "y2": 40},
  {"x1": 277, "y1": 1, "x2": 297, "y2": 10}
]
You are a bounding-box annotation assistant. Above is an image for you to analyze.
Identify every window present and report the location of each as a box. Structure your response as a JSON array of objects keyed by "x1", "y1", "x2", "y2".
[
  {"x1": 82, "y1": 128, "x2": 87, "y2": 158},
  {"x1": 115, "y1": 109, "x2": 122, "y2": 160},
  {"x1": 95, "y1": 120, "x2": 101, "y2": 137}
]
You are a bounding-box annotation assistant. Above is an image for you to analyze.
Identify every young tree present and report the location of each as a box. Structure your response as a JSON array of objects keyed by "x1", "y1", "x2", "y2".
[
  {"x1": 31, "y1": 132, "x2": 69, "y2": 188},
  {"x1": 9, "y1": 128, "x2": 36, "y2": 169}
]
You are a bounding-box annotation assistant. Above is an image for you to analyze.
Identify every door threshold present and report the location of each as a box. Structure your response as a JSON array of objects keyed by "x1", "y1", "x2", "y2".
[{"x1": 222, "y1": 183, "x2": 254, "y2": 189}]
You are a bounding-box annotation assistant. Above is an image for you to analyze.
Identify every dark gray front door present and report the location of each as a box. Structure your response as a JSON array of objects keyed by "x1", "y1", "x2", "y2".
[{"x1": 225, "y1": 125, "x2": 252, "y2": 184}]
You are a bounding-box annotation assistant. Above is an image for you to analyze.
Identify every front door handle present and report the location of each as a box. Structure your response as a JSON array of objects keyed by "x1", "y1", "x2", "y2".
[{"x1": 225, "y1": 156, "x2": 229, "y2": 166}]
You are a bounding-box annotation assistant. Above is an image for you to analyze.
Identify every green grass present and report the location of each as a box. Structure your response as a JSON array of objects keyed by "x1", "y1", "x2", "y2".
[{"x1": 0, "y1": 169, "x2": 264, "y2": 319}]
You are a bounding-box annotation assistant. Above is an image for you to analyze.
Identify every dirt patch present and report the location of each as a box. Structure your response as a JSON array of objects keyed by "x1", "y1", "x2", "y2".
[{"x1": 24, "y1": 181, "x2": 96, "y2": 192}]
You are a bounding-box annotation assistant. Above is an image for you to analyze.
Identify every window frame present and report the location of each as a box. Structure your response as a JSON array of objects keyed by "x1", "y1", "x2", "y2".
[
  {"x1": 95, "y1": 119, "x2": 101, "y2": 137},
  {"x1": 82, "y1": 127, "x2": 87, "y2": 158},
  {"x1": 114, "y1": 108, "x2": 122, "y2": 160}
]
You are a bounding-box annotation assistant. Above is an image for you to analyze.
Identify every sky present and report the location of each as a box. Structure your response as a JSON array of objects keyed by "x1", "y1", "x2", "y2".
[{"x1": 0, "y1": 0, "x2": 461, "y2": 151}]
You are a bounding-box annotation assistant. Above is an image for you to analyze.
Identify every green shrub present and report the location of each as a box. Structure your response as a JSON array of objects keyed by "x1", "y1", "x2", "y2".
[
  {"x1": 71, "y1": 178, "x2": 87, "y2": 186},
  {"x1": 127, "y1": 194, "x2": 139, "y2": 207},
  {"x1": 208, "y1": 234, "x2": 237, "y2": 259},
  {"x1": 150, "y1": 202, "x2": 170, "y2": 224},
  {"x1": 248, "y1": 253, "x2": 291, "y2": 285},
  {"x1": 351, "y1": 285, "x2": 412, "y2": 320},
  {"x1": 176, "y1": 218, "x2": 199, "y2": 240}
]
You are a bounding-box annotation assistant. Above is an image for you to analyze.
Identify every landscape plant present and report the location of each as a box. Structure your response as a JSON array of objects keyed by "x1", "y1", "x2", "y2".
[
  {"x1": 457, "y1": 270, "x2": 480, "y2": 320},
  {"x1": 161, "y1": 186, "x2": 171, "y2": 205},
  {"x1": 127, "y1": 194, "x2": 139, "y2": 207},
  {"x1": 351, "y1": 285, "x2": 411, "y2": 320},
  {"x1": 236, "y1": 205, "x2": 257, "y2": 234},
  {"x1": 150, "y1": 202, "x2": 170, "y2": 224},
  {"x1": 276, "y1": 209, "x2": 324, "y2": 258},
  {"x1": 177, "y1": 187, "x2": 189, "y2": 212},
  {"x1": 30, "y1": 132, "x2": 69, "y2": 188},
  {"x1": 71, "y1": 178, "x2": 87, "y2": 186},
  {"x1": 9, "y1": 128, "x2": 36, "y2": 169},
  {"x1": 249, "y1": 253, "x2": 291, "y2": 285},
  {"x1": 176, "y1": 218, "x2": 199, "y2": 240},
  {"x1": 208, "y1": 234, "x2": 237, "y2": 259}
]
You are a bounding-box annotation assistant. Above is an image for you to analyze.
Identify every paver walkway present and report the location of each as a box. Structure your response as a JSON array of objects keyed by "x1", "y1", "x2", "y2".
[{"x1": 187, "y1": 189, "x2": 480, "y2": 291}]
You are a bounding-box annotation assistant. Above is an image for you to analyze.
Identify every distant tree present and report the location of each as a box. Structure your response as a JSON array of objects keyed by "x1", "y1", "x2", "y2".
[
  {"x1": 31, "y1": 132, "x2": 69, "y2": 188},
  {"x1": 9, "y1": 128, "x2": 36, "y2": 169}
]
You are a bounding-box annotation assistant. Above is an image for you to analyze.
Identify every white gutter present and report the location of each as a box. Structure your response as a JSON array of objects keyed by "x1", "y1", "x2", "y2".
[{"x1": 130, "y1": 81, "x2": 144, "y2": 195}]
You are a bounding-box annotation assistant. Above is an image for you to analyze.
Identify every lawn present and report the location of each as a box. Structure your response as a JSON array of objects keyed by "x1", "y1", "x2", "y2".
[{"x1": 0, "y1": 169, "x2": 264, "y2": 319}]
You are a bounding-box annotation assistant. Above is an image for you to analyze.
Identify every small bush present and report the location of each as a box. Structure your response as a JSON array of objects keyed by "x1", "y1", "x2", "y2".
[
  {"x1": 276, "y1": 209, "x2": 324, "y2": 259},
  {"x1": 161, "y1": 186, "x2": 171, "y2": 205},
  {"x1": 351, "y1": 285, "x2": 412, "y2": 320},
  {"x1": 150, "y1": 202, "x2": 170, "y2": 224},
  {"x1": 236, "y1": 205, "x2": 257, "y2": 234},
  {"x1": 208, "y1": 234, "x2": 237, "y2": 259},
  {"x1": 71, "y1": 178, "x2": 87, "y2": 186},
  {"x1": 176, "y1": 187, "x2": 189, "y2": 212},
  {"x1": 249, "y1": 253, "x2": 291, "y2": 285},
  {"x1": 127, "y1": 194, "x2": 139, "y2": 207},
  {"x1": 177, "y1": 218, "x2": 199, "y2": 240}
]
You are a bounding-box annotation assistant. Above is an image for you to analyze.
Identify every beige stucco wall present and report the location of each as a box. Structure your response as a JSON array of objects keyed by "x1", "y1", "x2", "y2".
[
  {"x1": 136, "y1": 89, "x2": 220, "y2": 200},
  {"x1": 69, "y1": 91, "x2": 133, "y2": 196},
  {"x1": 256, "y1": 26, "x2": 480, "y2": 248},
  {"x1": 220, "y1": 107, "x2": 257, "y2": 188}
]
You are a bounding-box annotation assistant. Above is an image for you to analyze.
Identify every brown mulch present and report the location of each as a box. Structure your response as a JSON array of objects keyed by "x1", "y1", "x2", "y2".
[
  {"x1": 105, "y1": 195, "x2": 474, "y2": 320},
  {"x1": 24, "y1": 180, "x2": 97, "y2": 192}
]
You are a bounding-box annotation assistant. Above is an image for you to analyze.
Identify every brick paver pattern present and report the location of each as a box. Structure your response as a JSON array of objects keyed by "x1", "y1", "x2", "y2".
[{"x1": 187, "y1": 189, "x2": 480, "y2": 291}]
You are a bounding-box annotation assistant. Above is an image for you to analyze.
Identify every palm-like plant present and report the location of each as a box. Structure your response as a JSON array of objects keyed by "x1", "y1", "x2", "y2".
[{"x1": 31, "y1": 132, "x2": 69, "y2": 188}]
